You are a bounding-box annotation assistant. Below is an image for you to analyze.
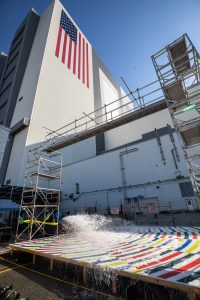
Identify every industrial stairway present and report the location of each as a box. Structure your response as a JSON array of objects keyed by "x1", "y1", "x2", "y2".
[{"x1": 152, "y1": 34, "x2": 200, "y2": 205}]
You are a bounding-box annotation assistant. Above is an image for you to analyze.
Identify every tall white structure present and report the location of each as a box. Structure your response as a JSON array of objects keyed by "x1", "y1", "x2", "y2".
[{"x1": 0, "y1": 0, "x2": 199, "y2": 215}]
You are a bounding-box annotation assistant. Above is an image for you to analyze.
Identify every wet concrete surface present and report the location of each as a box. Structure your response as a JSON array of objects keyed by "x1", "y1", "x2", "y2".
[{"x1": 0, "y1": 252, "x2": 118, "y2": 300}]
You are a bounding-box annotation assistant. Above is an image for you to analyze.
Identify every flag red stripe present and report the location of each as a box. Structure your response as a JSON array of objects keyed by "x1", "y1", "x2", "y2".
[
  {"x1": 62, "y1": 32, "x2": 67, "y2": 63},
  {"x1": 78, "y1": 33, "x2": 81, "y2": 79},
  {"x1": 86, "y1": 42, "x2": 89, "y2": 88},
  {"x1": 82, "y1": 38, "x2": 85, "y2": 84},
  {"x1": 73, "y1": 44, "x2": 77, "y2": 74},
  {"x1": 56, "y1": 26, "x2": 89, "y2": 88},
  {"x1": 67, "y1": 38, "x2": 73, "y2": 69},
  {"x1": 55, "y1": 26, "x2": 62, "y2": 57},
  {"x1": 159, "y1": 257, "x2": 200, "y2": 279}
]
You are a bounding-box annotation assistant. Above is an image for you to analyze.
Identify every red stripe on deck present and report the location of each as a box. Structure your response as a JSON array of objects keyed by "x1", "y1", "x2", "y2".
[
  {"x1": 159, "y1": 257, "x2": 200, "y2": 279},
  {"x1": 112, "y1": 245, "x2": 144, "y2": 256},
  {"x1": 110, "y1": 243, "x2": 131, "y2": 250},
  {"x1": 137, "y1": 251, "x2": 182, "y2": 269},
  {"x1": 161, "y1": 233, "x2": 167, "y2": 238},
  {"x1": 192, "y1": 232, "x2": 197, "y2": 239},
  {"x1": 124, "y1": 248, "x2": 160, "y2": 261}
]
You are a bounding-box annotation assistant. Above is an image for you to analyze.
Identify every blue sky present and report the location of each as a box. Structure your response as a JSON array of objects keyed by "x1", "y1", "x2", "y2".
[{"x1": 1, "y1": 0, "x2": 200, "y2": 91}]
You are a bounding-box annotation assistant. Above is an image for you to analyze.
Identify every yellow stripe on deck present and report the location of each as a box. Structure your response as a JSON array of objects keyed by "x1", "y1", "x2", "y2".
[
  {"x1": 147, "y1": 237, "x2": 166, "y2": 248},
  {"x1": 131, "y1": 269, "x2": 141, "y2": 273},
  {"x1": 102, "y1": 261, "x2": 126, "y2": 268},
  {"x1": 185, "y1": 240, "x2": 200, "y2": 254}
]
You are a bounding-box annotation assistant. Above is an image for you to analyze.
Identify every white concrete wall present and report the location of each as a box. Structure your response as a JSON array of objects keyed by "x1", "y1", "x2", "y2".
[
  {"x1": 99, "y1": 68, "x2": 120, "y2": 119},
  {"x1": 11, "y1": 2, "x2": 55, "y2": 127},
  {"x1": 104, "y1": 108, "x2": 173, "y2": 150},
  {"x1": 5, "y1": 128, "x2": 29, "y2": 185},
  {"x1": 25, "y1": 0, "x2": 97, "y2": 179},
  {"x1": 60, "y1": 127, "x2": 194, "y2": 213},
  {"x1": 120, "y1": 86, "x2": 133, "y2": 114},
  {"x1": 4, "y1": 0, "x2": 197, "y2": 213},
  {"x1": 27, "y1": 0, "x2": 95, "y2": 146},
  {"x1": 5, "y1": 0, "x2": 97, "y2": 185},
  {"x1": 5, "y1": 2, "x2": 55, "y2": 185}
]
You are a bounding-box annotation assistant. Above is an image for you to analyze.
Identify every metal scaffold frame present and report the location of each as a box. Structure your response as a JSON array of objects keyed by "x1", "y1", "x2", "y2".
[
  {"x1": 16, "y1": 146, "x2": 62, "y2": 241},
  {"x1": 152, "y1": 33, "x2": 200, "y2": 204}
]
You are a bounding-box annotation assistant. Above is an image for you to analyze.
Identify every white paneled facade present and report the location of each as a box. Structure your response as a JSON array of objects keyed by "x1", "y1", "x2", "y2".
[
  {"x1": 60, "y1": 109, "x2": 198, "y2": 213},
  {"x1": 3, "y1": 0, "x2": 198, "y2": 212}
]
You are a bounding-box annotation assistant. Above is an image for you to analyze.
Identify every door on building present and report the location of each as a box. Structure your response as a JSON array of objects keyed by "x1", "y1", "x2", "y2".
[{"x1": 185, "y1": 199, "x2": 194, "y2": 211}]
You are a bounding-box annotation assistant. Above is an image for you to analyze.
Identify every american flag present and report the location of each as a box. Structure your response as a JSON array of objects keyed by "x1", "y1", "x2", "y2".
[{"x1": 55, "y1": 10, "x2": 90, "y2": 88}]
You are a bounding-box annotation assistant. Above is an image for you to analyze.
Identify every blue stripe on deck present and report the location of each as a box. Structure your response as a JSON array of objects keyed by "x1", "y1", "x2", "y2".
[{"x1": 175, "y1": 239, "x2": 192, "y2": 251}]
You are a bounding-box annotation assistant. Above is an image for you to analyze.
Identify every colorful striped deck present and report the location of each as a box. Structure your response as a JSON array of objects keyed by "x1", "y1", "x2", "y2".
[{"x1": 10, "y1": 226, "x2": 200, "y2": 289}]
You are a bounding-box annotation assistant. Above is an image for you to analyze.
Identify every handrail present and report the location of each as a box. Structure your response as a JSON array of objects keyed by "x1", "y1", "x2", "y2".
[{"x1": 45, "y1": 79, "x2": 164, "y2": 144}]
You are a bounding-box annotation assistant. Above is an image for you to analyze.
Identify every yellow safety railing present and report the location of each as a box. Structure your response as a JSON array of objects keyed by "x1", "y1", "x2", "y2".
[{"x1": 19, "y1": 219, "x2": 58, "y2": 226}]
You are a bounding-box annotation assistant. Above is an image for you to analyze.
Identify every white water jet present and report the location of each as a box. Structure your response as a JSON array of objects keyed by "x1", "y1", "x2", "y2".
[
  {"x1": 62, "y1": 214, "x2": 145, "y2": 246},
  {"x1": 62, "y1": 214, "x2": 180, "y2": 250}
]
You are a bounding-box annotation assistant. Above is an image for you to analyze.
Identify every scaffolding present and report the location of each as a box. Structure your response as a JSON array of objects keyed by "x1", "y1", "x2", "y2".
[
  {"x1": 152, "y1": 34, "x2": 200, "y2": 204},
  {"x1": 16, "y1": 146, "x2": 62, "y2": 241}
]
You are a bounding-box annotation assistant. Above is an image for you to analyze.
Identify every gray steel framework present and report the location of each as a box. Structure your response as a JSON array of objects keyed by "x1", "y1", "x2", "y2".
[
  {"x1": 16, "y1": 146, "x2": 62, "y2": 241},
  {"x1": 152, "y1": 34, "x2": 200, "y2": 205}
]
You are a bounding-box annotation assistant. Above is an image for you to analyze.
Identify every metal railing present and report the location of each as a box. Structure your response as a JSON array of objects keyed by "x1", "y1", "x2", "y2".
[{"x1": 44, "y1": 79, "x2": 165, "y2": 148}]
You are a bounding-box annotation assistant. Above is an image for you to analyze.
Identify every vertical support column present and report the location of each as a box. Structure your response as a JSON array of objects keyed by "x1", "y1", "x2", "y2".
[
  {"x1": 112, "y1": 277, "x2": 117, "y2": 295},
  {"x1": 155, "y1": 128, "x2": 166, "y2": 165},
  {"x1": 32, "y1": 254, "x2": 36, "y2": 264},
  {"x1": 105, "y1": 104, "x2": 108, "y2": 123},
  {"x1": 83, "y1": 266, "x2": 88, "y2": 285},
  {"x1": 187, "y1": 291, "x2": 197, "y2": 300},
  {"x1": 50, "y1": 258, "x2": 54, "y2": 271}
]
